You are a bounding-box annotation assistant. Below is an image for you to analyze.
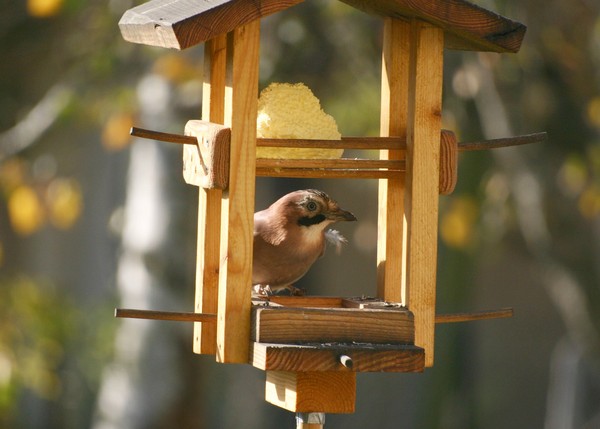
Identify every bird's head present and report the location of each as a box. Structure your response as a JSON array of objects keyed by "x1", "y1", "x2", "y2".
[{"x1": 283, "y1": 189, "x2": 357, "y2": 228}]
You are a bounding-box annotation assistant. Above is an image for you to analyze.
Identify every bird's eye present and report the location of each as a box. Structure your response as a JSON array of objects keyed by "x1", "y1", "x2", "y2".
[{"x1": 306, "y1": 201, "x2": 318, "y2": 211}]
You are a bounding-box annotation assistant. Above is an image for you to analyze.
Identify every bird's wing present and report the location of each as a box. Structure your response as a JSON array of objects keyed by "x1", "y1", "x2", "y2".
[{"x1": 254, "y1": 210, "x2": 287, "y2": 245}]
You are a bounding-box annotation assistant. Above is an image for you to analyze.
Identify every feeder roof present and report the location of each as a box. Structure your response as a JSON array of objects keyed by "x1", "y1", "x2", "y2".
[{"x1": 119, "y1": 0, "x2": 526, "y2": 53}]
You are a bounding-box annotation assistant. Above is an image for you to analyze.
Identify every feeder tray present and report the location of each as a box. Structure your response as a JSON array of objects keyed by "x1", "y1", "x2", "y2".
[{"x1": 250, "y1": 296, "x2": 423, "y2": 372}]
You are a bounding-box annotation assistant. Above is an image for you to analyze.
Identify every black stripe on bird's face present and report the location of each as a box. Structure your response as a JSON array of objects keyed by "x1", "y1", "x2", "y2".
[{"x1": 298, "y1": 214, "x2": 326, "y2": 227}]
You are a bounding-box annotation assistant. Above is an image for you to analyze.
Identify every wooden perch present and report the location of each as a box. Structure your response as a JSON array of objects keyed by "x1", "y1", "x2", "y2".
[
  {"x1": 115, "y1": 308, "x2": 217, "y2": 322},
  {"x1": 115, "y1": 303, "x2": 513, "y2": 325},
  {"x1": 131, "y1": 126, "x2": 546, "y2": 152},
  {"x1": 130, "y1": 127, "x2": 196, "y2": 145},
  {"x1": 458, "y1": 133, "x2": 546, "y2": 152},
  {"x1": 131, "y1": 124, "x2": 544, "y2": 195},
  {"x1": 435, "y1": 308, "x2": 514, "y2": 323}
]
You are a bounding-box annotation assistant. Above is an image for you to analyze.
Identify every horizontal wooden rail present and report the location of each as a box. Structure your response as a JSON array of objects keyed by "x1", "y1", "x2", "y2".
[
  {"x1": 256, "y1": 168, "x2": 403, "y2": 179},
  {"x1": 256, "y1": 158, "x2": 406, "y2": 180},
  {"x1": 131, "y1": 126, "x2": 544, "y2": 186},
  {"x1": 115, "y1": 306, "x2": 513, "y2": 324},
  {"x1": 131, "y1": 127, "x2": 197, "y2": 145},
  {"x1": 115, "y1": 308, "x2": 217, "y2": 322},
  {"x1": 257, "y1": 137, "x2": 405, "y2": 150},
  {"x1": 435, "y1": 308, "x2": 513, "y2": 324},
  {"x1": 131, "y1": 126, "x2": 545, "y2": 153},
  {"x1": 256, "y1": 158, "x2": 405, "y2": 170},
  {"x1": 458, "y1": 133, "x2": 545, "y2": 152}
]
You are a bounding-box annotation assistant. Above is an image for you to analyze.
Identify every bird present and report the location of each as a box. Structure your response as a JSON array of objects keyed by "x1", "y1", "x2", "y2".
[{"x1": 252, "y1": 189, "x2": 356, "y2": 296}]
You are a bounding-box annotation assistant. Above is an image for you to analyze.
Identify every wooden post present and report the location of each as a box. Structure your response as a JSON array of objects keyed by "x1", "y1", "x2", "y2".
[
  {"x1": 377, "y1": 17, "x2": 410, "y2": 303},
  {"x1": 296, "y1": 413, "x2": 325, "y2": 429},
  {"x1": 192, "y1": 34, "x2": 227, "y2": 355},
  {"x1": 404, "y1": 19, "x2": 444, "y2": 367},
  {"x1": 216, "y1": 20, "x2": 260, "y2": 363}
]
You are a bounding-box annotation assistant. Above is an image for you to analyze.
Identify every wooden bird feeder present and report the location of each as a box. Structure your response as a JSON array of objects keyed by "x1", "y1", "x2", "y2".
[{"x1": 115, "y1": 0, "x2": 544, "y2": 424}]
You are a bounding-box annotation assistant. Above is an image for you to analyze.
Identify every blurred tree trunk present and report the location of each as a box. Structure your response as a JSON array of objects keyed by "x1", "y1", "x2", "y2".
[
  {"x1": 473, "y1": 54, "x2": 600, "y2": 429},
  {"x1": 92, "y1": 74, "x2": 196, "y2": 429}
]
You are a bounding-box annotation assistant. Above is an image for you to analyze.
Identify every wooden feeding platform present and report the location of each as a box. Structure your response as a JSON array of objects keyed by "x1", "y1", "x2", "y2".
[
  {"x1": 114, "y1": 0, "x2": 543, "y2": 424},
  {"x1": 117, "y1": 295, "x2": 513, "y2": 413}
]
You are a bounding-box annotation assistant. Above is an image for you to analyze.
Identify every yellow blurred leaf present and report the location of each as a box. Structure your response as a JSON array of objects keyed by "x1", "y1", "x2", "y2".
[
  {"x1": 8, "y1": 185, "x2": 45, "y2": 235},
  {"x1": 440, "y1": 196, "x2": 479, "y2": 249},
  {"x1": 587, "y1": 144, "x2": 600, "y2": 176},
  {"x1": 578, "y1": 184, "x2": 600, "y2": 219},
  {"x1": 586, "y1": 97, "x2": 600, "y2": 129},
  {"x1": 153, "y1": 54, "x2": 200, "y2": 83},
  {"x1": 47, "y1": 178, "x2": 83, "y2": 229},
  {"x1": 102, "y1": 113, "x2": 134, "y2": 151},
  {"x1": 557, "y1": 154, "x2": 588, "y2": 197},
  {"x1": 0, "y1": 158, "x2": 26, "y2": 194},
  {"x1": 27, "y1": 0, "x2": 63, "y2": 17}
]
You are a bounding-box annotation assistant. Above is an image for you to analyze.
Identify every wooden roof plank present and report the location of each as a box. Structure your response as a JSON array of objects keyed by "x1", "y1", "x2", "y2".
[
  {"x1": 119, "y1": 0, "x2": 305, "y2": 50},
  {"x1": 340, "y1": 0, "x2": 526, "y2": 52},
  {"x1": 119, "y1": 0, "x2": 526, "y2": 52}
]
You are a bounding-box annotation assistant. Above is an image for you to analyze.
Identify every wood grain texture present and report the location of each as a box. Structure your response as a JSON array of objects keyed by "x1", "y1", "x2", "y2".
[
  {"x1": 251, "y1": 342, "x2": 425, "y2": 372},
  {"x1": 257, "y1": 158, "x2": 404, "y2": 170},
  {"x1": 404, "y1": 20, "x2": 444, "y2": 367},
  {"x1": 263, "y1": 296, "x2": 345, "y2": 308},
  {"x1": 438, "y1": 130, "x2": 458, "y2": 195},
  {"x1": 194, "y1": 188, "x2": 222, "y2": 354},
  {"x1": 119, "y1": 0, "x2": 525, "y2": 53},
  {"x1": 216, "y1": 22, "x2": 260, "y2": 363},
  {"x1": 265, "y1": 371, "x2": 356, "y2": 413},
  {"x1": 256, "y1": 167, "x2": 403, "y2": 180},
  {"x1": 119, "y1": 0, "x2": 304, "y2": 49},
  {"x1": 193, "y1": 35, "x2": 227, "y2": 355},
  {"x1": 377, "y1": 17, "x2": 410, "y2": 304},
  {"x1": 257, "y1": 136, "x2": 405, "y2": 150},
  {"x1": 256, "y1": 156, "x2": 406, "y2": 179},
  {"x1": 252, "y1": 306, "x2": 414, "y2": 344},
  {"x1": 258, "y1": 295, "x2": 405, "y2": 309},
  {"x1": 339, "y1": 0, "x2": 526, "y2": 53}
]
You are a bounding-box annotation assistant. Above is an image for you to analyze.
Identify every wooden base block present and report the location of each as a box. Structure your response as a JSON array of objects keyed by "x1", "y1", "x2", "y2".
[{"x1": 266, "y1": 371, "x2": 356, "y2": 413}]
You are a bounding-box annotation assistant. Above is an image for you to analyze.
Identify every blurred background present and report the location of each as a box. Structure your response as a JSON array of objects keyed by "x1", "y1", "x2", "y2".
[{"x1": 1, "y1": 0, "x2": 600, "y2": 428}]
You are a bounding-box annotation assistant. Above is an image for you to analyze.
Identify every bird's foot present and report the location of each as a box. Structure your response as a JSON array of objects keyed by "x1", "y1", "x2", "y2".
[
  {"x1": 252, "y1": 284, "x2": 273, "y2": 297},
  {"x1": 285, "y1": 285, "x2": 306, "y2": 296}
]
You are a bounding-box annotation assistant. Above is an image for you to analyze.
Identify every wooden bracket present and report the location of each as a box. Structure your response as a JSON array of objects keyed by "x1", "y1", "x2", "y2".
[{"x1": 183, "y1": 120, "x2": 230, "y2": 190}]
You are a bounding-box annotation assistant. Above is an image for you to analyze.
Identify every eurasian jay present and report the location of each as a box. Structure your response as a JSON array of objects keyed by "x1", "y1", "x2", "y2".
[{"x1": 252, "y1": 189, "x2": 356, "y2": 295}]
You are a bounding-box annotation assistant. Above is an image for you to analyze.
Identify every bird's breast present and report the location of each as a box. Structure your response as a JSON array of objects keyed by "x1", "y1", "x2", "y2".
[{"x1": 252, "y1": 227, "x2": 326, "y2": 287}]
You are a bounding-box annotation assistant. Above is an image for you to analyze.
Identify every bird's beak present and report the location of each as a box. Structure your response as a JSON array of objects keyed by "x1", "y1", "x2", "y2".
[{"x1": 327, "y1": 208, "x2": 357, "y2": 222}]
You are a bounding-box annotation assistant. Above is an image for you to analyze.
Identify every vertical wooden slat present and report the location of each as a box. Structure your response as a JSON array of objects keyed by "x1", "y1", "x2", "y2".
[
  {"x1": 404, "y1": 20, "x2": 444, "y2": 367},
  {"x1": 377, "y1": 18, "x2": 410, "y2": 303},
  {"x1": 216, "y1": 20, "x2": 260, "y2": 363},
  {"x1": 193, "y1": 34, "x2": 227, "y2": 355}
]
